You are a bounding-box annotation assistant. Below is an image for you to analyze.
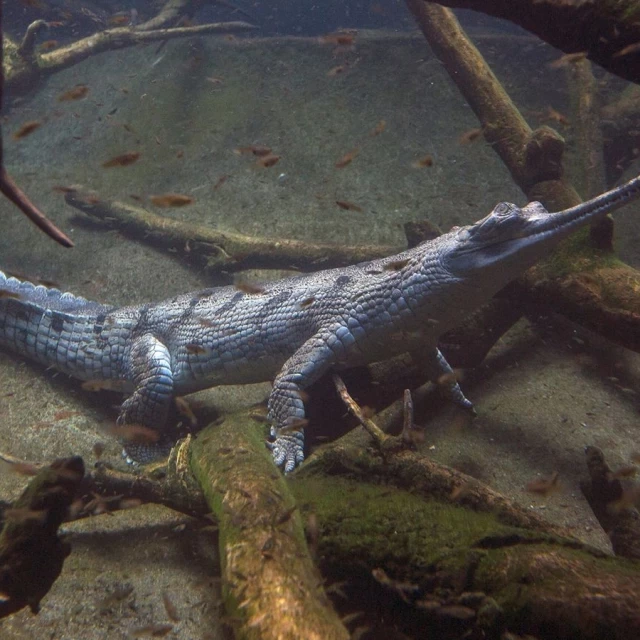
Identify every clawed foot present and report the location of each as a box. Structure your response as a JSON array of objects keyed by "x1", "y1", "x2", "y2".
[{"x1": 267, "y1": 426, "x2": 305, "y2": 473}]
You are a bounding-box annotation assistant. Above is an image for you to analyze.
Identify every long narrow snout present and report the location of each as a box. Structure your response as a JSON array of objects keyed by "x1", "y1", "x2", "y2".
[{"x1": 533, "y1": 173, "x2": 640, "y2": 237}]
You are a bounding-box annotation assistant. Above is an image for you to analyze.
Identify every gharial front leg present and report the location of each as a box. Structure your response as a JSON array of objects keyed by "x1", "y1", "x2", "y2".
[
  {"x1": 267, "y1": 327, "x2": 348, "y2": 473},
  {"x1": 118, "y1": 333, "x2": 176, "y2": 464}
]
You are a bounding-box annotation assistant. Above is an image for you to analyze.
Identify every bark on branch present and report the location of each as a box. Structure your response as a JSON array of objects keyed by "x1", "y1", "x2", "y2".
[
  {"x1": 64, "y1": 190, "x2": 398, "y2": 272},
  {"x1": 406, "y1": 2, "x2": 640, "y2": 354},
  {"x1": 421, "y1": 0, "x2": 640, "y2": 84}
]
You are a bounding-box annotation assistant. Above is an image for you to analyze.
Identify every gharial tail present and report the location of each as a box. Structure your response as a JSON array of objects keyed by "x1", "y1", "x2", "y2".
[{"x1": 0, "y1": 270, "x2": 115, "y2": 378}]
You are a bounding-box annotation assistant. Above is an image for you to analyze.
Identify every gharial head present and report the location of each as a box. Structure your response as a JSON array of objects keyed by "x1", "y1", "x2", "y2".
[{"x1": 442, "y1": 174, "x2": 640, "y2": 279}]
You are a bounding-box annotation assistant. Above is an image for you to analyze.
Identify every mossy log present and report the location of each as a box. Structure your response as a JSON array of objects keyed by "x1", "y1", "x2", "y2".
[
  {"x1": 420, "y1": 0, "x2": 640, "y2": 84},
  {"x1": 189, "y1": 414, "x2": 350, "y2": 640},
  {"x1": 64, "y1": 190, "x2": 398, "y2": 272},
  {"x1": 177, "y1": 409, "x2": 640, "y2": 639},
  {"x1": 0, "y1": 457, "x2": 84, "y2": 618}
]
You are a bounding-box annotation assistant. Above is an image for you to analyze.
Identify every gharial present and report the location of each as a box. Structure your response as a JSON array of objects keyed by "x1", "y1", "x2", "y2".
[{"x1": 0, "y1": 176, "x2": 639, "y2": 472}]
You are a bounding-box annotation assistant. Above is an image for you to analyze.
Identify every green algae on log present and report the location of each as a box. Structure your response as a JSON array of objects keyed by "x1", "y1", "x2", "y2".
[
  {"x1": 0, "y1": 456, "x2": 84, "y2": 618},
  {"x1": 189, "y1": 414, "x2": 349, "y2": 640}
]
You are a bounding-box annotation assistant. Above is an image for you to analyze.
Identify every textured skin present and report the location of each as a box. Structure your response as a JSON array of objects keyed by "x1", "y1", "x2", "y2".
[{"x1": 1, "y1": 175, "x2": 639, "y2": 471}]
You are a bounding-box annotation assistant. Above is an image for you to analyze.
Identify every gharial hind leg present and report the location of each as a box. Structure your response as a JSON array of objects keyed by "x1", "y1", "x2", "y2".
[{"x1": 118, "y1": 334, "x2": 176, "y2": 464}]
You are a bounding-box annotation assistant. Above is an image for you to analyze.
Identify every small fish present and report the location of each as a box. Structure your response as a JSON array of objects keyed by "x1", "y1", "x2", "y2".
[
  {"x1": 608, "y1": 465, "x2": 638, "y2": 480},
  {"x1": 206, "y1": 76, "x2": 224, "y2": 85},
  {"x1": 234, "y1": 145, "x2": 272, "y2": 157},
  {"x1": 118, "y1": 498, "x2": 143, "y2": 510},
  {"x1": 175, "y1": 396, "x2": 197, "y2": 426},
  {"x1": 176, "y1": 150, "x2": 184, "y2": 159},
  {"x1": 58, "y1": 85, "x2": 89, "y2": 102},
  {"x1": 81, "y1": 379, "x2": 129, "y2": 392},
  {"x1": 102, "y1": 151, "x2": 140, "y2": 168},
  {"x1": 613, "y1": 42, "x2": 640, "y2": 59},
  {"x1": 609, "y1": 484, "x2": 640, "y2": 513},
  {"x1": 197, "y1": 317, "x2": 216, "y2": 328},
  {"x1": 149, "y1": 193, "x2": 194, "y2": 207},
  {"x1": 4, "y1": 507, "x2": 47, "y2": 524},
  {"x1": 186, "y1": 343, "x2": 207, "y2": 355},
  {"x1": 383, "y1": 258, "x2": 410, "y2": 271},
  {"x1": 371, "y1": 120, "x2": 386, "y2": 136},
  {"x1": 549, "y1": 51, "x2": 588, "y2": 69},
  {"x1": 3, "y1": 461, "x2": 39, "y2": 476},
  {"x1": 53, "y1": 410, "x2": 82, "y2": 421},
  {"x1": 327, "y1": 65, "x2": 346, "y2": 77},
  {"x1": 335, "y1": 149, "x2": 358, "y2": 168},
  {"x1": 162, "y1": 591, "x2": 180, "y2": 622},
  {"x1": 526, "y1": 471, "x2": 560, "y2": 496},
  {"x1": 412, "y1": 154, "x2": 434, "y2": 168},
  {"x1": 545, "y1": 106, "x2": 570, "y2": 126},
  {"x1": 213, "y1": 174, "x2": 230, "y2": 190},
  {"x1": 108, "y1": 14, "x2": 131, "y2": 26},
  {"x1": 257, "y1": 154, "x2": 280, "y2": 168},
  {"x1": 52, "y1": 185, "x2": 78, "y2": 194},
  {"x1": 300, "y1": 296, "x2": 315, "y2": 308},
  {"x1": 319, "y1": 33, "x2": 356, "y2": 46},
  {"x1": 234, "y1": 279, "x2": 265, "y2": 294},
  {"x1": 39, "y1": 40, "x2": 59, "y2": 51},
  {"x1": 129, "y1": 194, "x2": 143, "y2": 201},
  {"x1": 13, "y1": 120, "x2": 42, "y2": 139},
  {"x1": 275, "y1": 505, "x2": 298, "y2": 526},
  {"x1": 131, "y1": 624, "x2": 174, "y2": 637},
  {"x1": 458, "y1": 128, "x2": 483, "y2": 144},
  {"x1": 0, "y1": 290, "x2": 21, "y2": 300},
  {"x1": 335, "y1": 200, "x2": 363, "y2": 212},
  {"x1": 108, "y1": 423, "x2": 161, "y2": 444}
]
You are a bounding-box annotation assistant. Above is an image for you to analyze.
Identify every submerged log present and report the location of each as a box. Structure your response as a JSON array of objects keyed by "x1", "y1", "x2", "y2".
[
  {"x1": 421, "y1": 0, "x2": 640, "y2": 84},
  {"x1": 189, "y1": 414, "x2": 350, "y2": 640},
  {"x1": 64, "y1": 190, "x2": 398, "y2": 272},
  {"x1": 0, "y1": 457, "x2": 84, "y2": 618},
  {"x1": 181, "y1": 408, "x2": 640, "y2": 640},
  {"x1": 406, "y1": 2, "x2": 640, "y2": 355}
]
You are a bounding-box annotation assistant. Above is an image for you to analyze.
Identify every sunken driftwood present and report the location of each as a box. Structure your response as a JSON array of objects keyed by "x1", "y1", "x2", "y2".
[
  {"x1": 189, "y1": 413, "x2": 350, "y2": 640},
  {"x1": 580, "y1": 446, "x2": 640, "y2": 562},
  {"x1": 407, "y1": 3, "x2": 640, "y2": 354},
  {"x1": 184, "y1": 406, "x2": 640, "y2": 639},
  {"x1": 3, "y1": 20, "x2": 255, "y2": 97},
  {"x1": 420, "y1": 0, "x2": 640, "y2": 85},
  {"x1": 64, "y1": 190, "x2": 398, "y2": 272},
  {"x1": 0, "y1": 456, "x2": 84, "y2": 618}
]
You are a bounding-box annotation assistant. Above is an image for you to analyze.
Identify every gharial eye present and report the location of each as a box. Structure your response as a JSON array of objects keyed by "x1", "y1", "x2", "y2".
[{"x1": 494, "y1": 202, "x2": 512, "y2": 216}]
